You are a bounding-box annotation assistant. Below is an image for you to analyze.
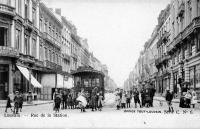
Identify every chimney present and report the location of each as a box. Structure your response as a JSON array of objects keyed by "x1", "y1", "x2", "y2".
[{"x1": 55, "y1": 8, "x2": 61, "y2": 16}]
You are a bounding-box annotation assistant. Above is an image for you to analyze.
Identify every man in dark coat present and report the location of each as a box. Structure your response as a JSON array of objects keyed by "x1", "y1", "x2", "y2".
[
  {"x1": 165, "y1": 90, "x2": 174, "y2": 112},
  {"x1": 133, "y1": 88, "x2": 141, "y2": 108},
  {"x1": 140, "y1": 88, "x2": 146, "y2": 107},
  {"x1": 149, "y1": 86, "x2": 156, "y2": 107}
]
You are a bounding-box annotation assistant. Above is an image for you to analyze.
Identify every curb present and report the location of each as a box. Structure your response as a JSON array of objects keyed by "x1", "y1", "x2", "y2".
[{"x1": 0, "y1": 101, "x2": 53, "y2": 108}]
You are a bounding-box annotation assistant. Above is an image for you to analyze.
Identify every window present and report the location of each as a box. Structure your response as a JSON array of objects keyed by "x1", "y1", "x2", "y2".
[
  {"x1": 182, "y1": 45, "x2": 186, "y2": 60},
  {"x1": 18, "y1": 0, "x2": 22, "y2": 15},
  {"x1": 189, "y1": 67, "x2": 195, "y2": 89},
  {"x1": 198, "y1": 0, "x2": 200, "y2": 16},
  {"x1": 25, "y1": 0, "x2": 29, "y2": 19},
  {"x1": 53, "y1": 52, "x2": 55, "y2": 63},
  {"x1": 188, "y1": 1, "x2": 192, "y2": 22},
  {"x1": 189, "y1": 39, "x2": 195, "y2": 56},
  {"x1": 32, "y1": 38, "x2": 37, "y2": 57},
  {"x1": 15, "y1": 29, "x2": 21, "y2": 51},
  {"x1": 24, "y1": 34, "x2": 30, "y2": 55},
  {"x1": 32, "y1": 7, "x2": 37, "y2": 26},
  {"x1": 39, "y1": 18, "x2": 43, "y2": 31},
  {"x1": 45, "y1": 47, "x2": 48, "y2": 60},
  {"x1": 39, "y1": 45, "x2": 43, "y2": 61},
  {"x1": 196, "y1": 64, "x2": 200, "y2": 88},
  {"x1": 197, "y1": 33, "x2": 200, "y2": 52},
  {"x1": 49, "y1": 50, "x2": 51, "y2": 61},
  {"x1": 45, "y1": 21, "x2": 48, "y2": 33}
]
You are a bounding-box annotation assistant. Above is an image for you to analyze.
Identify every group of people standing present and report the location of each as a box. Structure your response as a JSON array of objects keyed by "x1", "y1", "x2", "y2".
[
  {"x1": 53, "y1": 88, "x2": 104, "y2": 113},
  {"x1": 115, "y1": 87, "x2": 156, "y2": 110},
  {"x1": 5, "y1": 91, "x2": 24, "y2": 114}
]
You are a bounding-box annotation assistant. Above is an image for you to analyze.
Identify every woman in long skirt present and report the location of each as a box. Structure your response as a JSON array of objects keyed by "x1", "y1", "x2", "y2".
[{"x1": 5, "y1": 94, "x2": 13, "y2": 113}]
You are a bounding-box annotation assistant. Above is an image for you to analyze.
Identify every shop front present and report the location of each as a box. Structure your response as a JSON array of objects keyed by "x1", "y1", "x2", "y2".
[{"x1": 189, "y1": 64, "x2": 200, "y2": 99}]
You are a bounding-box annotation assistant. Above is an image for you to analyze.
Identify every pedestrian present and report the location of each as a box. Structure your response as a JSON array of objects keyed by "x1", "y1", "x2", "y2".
[
  {"x1": 145, "y1": 89, "x2": 151, "y2": 108},
  {"x1": 184, "y1": 89, "x2": 192, "y2": 108},
  {"x1": 126, "y1": 91, "x2": 131, "y2": 108},
  {"x1": 98, "y1": 92, "x2": 104, "y2": 111},
  {"x1": 68, "y1": 93, "x2": 73, "y2": 109},
  {"x1": 191, "y1": 89, "x2": 197, "y2": 108},
  {"x1": 5, "y1": 94, "x2": 13, "y2": 113},
  {"x1": 133, "y1": 88, "x2": 141, "y2": 108},
  {"x1": 13, "y1": 91, "x2": 20, "y2": 114},
  {"x1": 149, "y1": 85, "x2": 156, "y2": 107},
  {"x1": 61, "y1": 91, "x2": 65, "y2": 110},
  {"x1": 115, "y1": 93, "x2": 121, "y2": 110},
  {"x1": 140, "y1": 88, "x2": 146, "y2": 107},
  {"x1": 165, "y1": 89, "x2": 174, "y2": 113},
  {"x1": 19, "y1": 92, "x2": 23, "y2": 112},
  {"x1": 77, "y1": 88, "x2": 87, "y2": 112},
  {"x1": 91, "y1": 87, "x2": 98, "y2": 111},
  {"x1": 54, "y1": 93, "x2": 61, "y2": 113},
  {"x1": 121, "y1": 92, "x2": 126, "y2": 109}
]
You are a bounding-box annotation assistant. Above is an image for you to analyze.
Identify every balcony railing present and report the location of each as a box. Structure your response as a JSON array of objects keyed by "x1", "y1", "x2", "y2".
[
  {"x1": 155, "y1": 54, "x2": 170, "y2": 67},
  {"x1": 0, "y1": 46, "x2": 19, "y2": 58},
  {"x1": 19, "y1": 54, "x2": 35, "y2": 64},
  {"x1": 167, "y1": 16, "x2": 200, "y2": 53},
  {"x1": 24, "y1": 18, "x2": 33, "y2": 31},
  {"x1": 63, "y1": 53, "x2": 70, "y2": 61},
  {"x1": 0, "y1": 3, "x2": 15, "y2": 17},
  {"x1": 44, "y1": 60, "x2": 62, "y2": 72},
  {"x1": 42, "y1": 32, "x2": 61, "y2": 48}
]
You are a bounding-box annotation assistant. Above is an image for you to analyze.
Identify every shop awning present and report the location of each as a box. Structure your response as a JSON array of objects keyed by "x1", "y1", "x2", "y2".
[
  {"x1": 41, "y1": 74, "x2": 64, "y2": 88},
  {"x1": 16, "y1": 65, "x2": 42, "y2": 88}
]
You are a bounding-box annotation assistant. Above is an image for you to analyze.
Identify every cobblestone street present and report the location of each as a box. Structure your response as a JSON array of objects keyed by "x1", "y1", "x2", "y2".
[{"x1": 0, "y1": 94, "x2": 200, "y2": 128}]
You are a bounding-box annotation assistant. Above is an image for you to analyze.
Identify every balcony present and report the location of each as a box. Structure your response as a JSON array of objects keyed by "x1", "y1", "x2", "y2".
[
  {"x1": 155, "y1": 54, "x2": 170, "y2": 68},
  {"x1": 0, "y1": 46, "x2": 19, "y2": 58},
  {"x1": 63, "y1": 53, "x2": 70, "y2": 61},
  {"x1": 42, "y1": 32, "x2": 61, "y2": 48},
  {"x1": 44, "y1": 60, "x2": 62, "y2": 72},
  {"x1": 157, "y1": 31, "x2": 170, "y2": 48},
  {"x1": 0, "y1": 3, "x2": 15, "y2": 17},
  {"x1": 35, "y1": 59, "x2": 44, "y2": 67},
  {"x1": 19, "y1": 54, "x2": 35, "y2": 64},
  {"x1": 24, "y1": 18, "x2": 33, "y2": 32}
]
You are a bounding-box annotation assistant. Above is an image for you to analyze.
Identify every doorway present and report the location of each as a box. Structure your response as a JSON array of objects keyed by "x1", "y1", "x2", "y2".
[{"x1": 0, "y1": 65, "x2": 9, "y2": 100}]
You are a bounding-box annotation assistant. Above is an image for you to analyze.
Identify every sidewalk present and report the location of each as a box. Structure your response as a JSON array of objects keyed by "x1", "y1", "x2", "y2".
[{"x1": 0, "y1": 100, "x2": 53, "y2": 108}]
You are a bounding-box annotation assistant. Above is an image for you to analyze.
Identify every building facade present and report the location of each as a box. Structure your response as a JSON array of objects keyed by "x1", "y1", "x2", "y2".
[
  {"x1": 128, "y1": 0, "x2": 200, "y2": 99},
  {"x1": 167, "y1": 0, "x2": 200, "y2": 98},
  {"x1": 0, "y1": 0, "x2": 42, "y2": 100}
]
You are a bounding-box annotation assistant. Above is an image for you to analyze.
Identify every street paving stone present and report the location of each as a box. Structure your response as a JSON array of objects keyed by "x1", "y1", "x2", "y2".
[{"x1": 0, "y1": 94, "x2": 200, "y2": 128}]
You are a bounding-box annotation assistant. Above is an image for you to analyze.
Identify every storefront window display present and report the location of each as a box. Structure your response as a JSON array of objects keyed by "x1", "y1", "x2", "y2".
[{"x1": 196, "y1": 64, "x2": 200, "y2": 88}]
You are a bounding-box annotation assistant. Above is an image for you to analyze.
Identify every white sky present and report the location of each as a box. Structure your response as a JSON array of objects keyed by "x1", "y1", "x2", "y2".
[{"x1": 42, "y1": 0, "x2": 171, "y2": 87}]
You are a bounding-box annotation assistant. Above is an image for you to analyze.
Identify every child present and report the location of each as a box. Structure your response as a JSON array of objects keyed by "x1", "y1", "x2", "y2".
[
  {"x1": 13, "y1": 91, "x2": 20, "y2": 114},
  {"x1": 121, "y1": 93, "x2": 126, "y2": 109},
  {"x1": 5, "y1": 94, "x2": 13, "y2": 113}
]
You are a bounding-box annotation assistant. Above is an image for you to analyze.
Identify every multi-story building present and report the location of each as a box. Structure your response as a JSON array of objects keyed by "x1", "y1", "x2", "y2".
[
  {"x1": 0, "y1": 0, "x2": 42, "y2": 100},
  {"x1": 70, "y1": 27, "x2": 79, "y2": 71},
  {"x1": 80, "y1": 38, "x2": 90, "y2": 67},
  {"x1": 39, "y1": 2, "x2": 63, "y2": 100},
  {"x1": 167, "y1": 0, "x2": 200, "y2": 98},
  {"x1": 155, "y1": 5, "x2": 171, "y2": 94}
]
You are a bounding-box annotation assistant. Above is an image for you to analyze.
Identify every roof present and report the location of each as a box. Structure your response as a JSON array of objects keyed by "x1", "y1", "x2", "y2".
[{"x1": 71, "y1": 66, "x2": 105, "y2": 77}]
